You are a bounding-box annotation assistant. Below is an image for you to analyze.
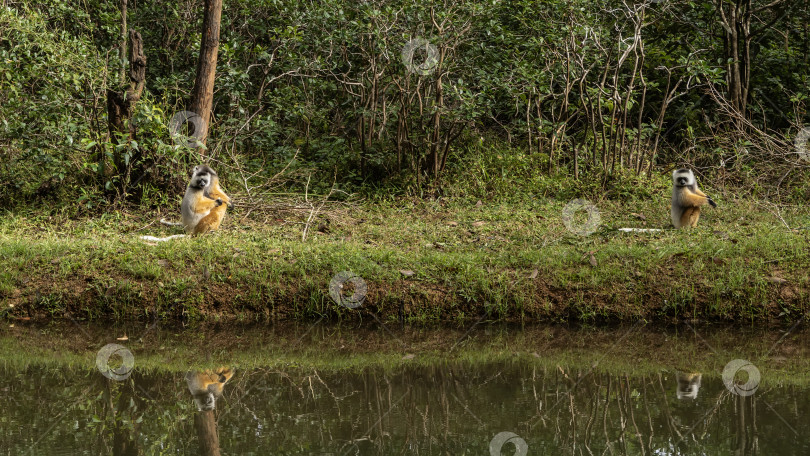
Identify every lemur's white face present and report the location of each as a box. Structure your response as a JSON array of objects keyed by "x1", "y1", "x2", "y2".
[
  {"x1": 191, "y1": 165, "x2": 217, "y2": 189},
  {"x1": 191, "y1": 171, "x2": 210, "y2": 189},
  {"x1": 193, "y1": 392, "x2": 217, "y2": 411},
  {"x1": 673, "y1": 169, "x2": 694, "y2": 187},
  {"x1": 676, "y1": 373, "x2": 702, "y2": 400}
]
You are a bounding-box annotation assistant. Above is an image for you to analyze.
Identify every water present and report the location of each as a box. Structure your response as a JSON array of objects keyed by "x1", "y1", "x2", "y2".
[{"x1": 0, "y1": 323, "x2": 808, "y2": 455}]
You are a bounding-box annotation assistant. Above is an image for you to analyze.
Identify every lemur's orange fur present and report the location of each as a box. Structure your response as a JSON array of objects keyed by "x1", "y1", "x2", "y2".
[
  {"x1": 678, "y1": 188, "x2": 709, "y2": 228},
  {"x1": 185, "y1": 367, "x2": 234, "y2": 411}
]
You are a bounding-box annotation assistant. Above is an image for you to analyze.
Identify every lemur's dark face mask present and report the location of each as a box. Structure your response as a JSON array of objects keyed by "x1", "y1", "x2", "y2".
[
  {"x1": 193, "y1": 174, "x2": 210, "y2": 189},
  {"x1": 194, "y1": 392, "x2": 216, "y2": 411}
]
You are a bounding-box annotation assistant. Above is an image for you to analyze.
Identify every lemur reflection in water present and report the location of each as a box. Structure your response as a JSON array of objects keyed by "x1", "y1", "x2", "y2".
[
  {"x1": 186, "y1": 367, "x2": 234, "y2": 456},
  {"x1": 186, "y1": 367, "x2": 234, "y2": 411},
  {"x1": 675, "y1": 371, "x2": 702, "y2": 400}
]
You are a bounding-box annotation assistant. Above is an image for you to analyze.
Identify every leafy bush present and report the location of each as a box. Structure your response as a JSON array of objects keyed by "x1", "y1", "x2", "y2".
[{"x1": 1, "y1": 0, "x2": 809, "y2": 211}]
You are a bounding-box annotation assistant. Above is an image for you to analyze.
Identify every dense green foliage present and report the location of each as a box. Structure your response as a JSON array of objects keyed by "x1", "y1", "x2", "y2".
[{"x1": 1, "y1": 0, "x2": 809, "y2": 209}]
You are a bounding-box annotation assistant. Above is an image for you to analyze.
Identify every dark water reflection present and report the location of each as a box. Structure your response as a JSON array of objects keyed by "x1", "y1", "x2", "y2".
[{"x1": 1, "y1": 324, "x2": 808, "y2": 455}]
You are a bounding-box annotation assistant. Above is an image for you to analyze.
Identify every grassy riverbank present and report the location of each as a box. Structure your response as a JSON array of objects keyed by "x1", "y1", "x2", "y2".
[
  {"x1": 1, "y1": 194, "x2": 809, "y2": 324},
  {"x1": 1, "y1": 323, "x2": 809, "y2": 387}
]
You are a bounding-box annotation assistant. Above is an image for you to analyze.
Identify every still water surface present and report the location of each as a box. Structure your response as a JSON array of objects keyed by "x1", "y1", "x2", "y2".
[{"x1": 0, "y1": 323, "x2": 807, "y2": 455}]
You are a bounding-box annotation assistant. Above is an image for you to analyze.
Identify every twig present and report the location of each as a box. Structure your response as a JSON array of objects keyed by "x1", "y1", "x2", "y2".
[
  {"x1": 134, "y1": 220, "x2": 157, "y2": 232},
  {"x1": 759, "y1": 201, "x2": 792, "y2": 230},
  {"x1": 301, "y1": 172, "x2": 339, "y2": 242}
]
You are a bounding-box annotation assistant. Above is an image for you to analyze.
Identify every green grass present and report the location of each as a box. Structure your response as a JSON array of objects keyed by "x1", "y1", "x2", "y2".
[{"x1": 0, "y1": 192, "x2": 809, "y2": 323}]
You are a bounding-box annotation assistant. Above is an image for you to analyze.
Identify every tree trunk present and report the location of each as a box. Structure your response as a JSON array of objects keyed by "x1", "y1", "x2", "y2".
[
  {"x1": 106, "y1": 28, "x2": 146, "y2": 173},
  {"x1": 118, "y1": 0, "x2": 127, "y2": 85},
  {"x1": 425, "y1": 47, "x2": 445, "y2": 182},
  {"x1": 193, "y1": 410, "x2": 222, "y2": 456},
  {"x1": 189, "y1": 0, "x2": 224, "y2": 156},
  {"x1": 716, "y1": 0, "x2": 786, "y2": 121}
]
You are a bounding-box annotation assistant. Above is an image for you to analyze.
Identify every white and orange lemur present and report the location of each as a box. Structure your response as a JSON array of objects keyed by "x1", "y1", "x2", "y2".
[
  {"x1": 185, "y1": 367, "x2": 234, "y2": 411},
  {"x1": 143, "y1": 165, "x2": 232, "y2": 241},
  {"x1": 671, "y1": 168, "x2": 716, "y2": 228},
  {"x1": 179, "y1": 165, "x2": 232, "y2": 235}
]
